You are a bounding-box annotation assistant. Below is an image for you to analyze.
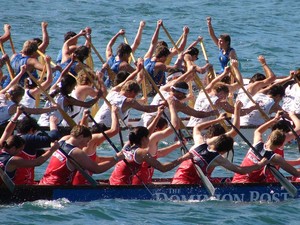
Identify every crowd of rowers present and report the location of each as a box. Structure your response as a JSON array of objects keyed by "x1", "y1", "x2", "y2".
[{"x1": 1, "y1": 17, "x2": 300, "y2": 187}]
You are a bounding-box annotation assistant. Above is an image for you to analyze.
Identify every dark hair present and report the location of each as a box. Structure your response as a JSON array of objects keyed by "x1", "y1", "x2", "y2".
[
  {"x1": 172, "y1": 81, "x2": 188, "y2": 90},
  {"x1": 220, "y1": 75, "x2": 231, "y2": 84},
  {"x1": 213, "y1": 82, "x2": 229, "y2": 94},
  {"x1": 249, "y1": 73, "x2": 266, "y2": 83},
  {"x1": 129, "y1": 126, "x2": 149, "y2": 146},
  {"x1": 206, "y1": 124, "x2": 226, "y2": 138},
  {"x1": 33, "y1": 38, "x2": 42, "y2": 46},
  {"x1": 70, "y1": 125, "x2": 92, "y2": 138},
  {"x1": 214, "y1": 134, "x2": 234, "y2": 153},
  {"x1": 219, "y1": 34, "x2": 231, "y2": 47},
  {"x1": 117, "y1": 43, "x2": 132, "y2": 58},
  {"x1": 157, "y1": 40, "x2": 168, "y2": 48},
  {"x1": 114, "y1": 70, "x2": 130, "y2": 86},
  {"x1": 167, "y1": 68, "x2": 184, "y2": 76},
  {"x1": 17, "y1": 117, "x2": 39, "y2": 134},
  {"x1": 64, "y1": 31, "x2": 77, "y2": 42},
  {"x1": 24, "y1": 78, "x2": 37, "y2": 89},
  {"x1": 267, "y1": 85, "x2": 285, "y2": 98},
  {"x1": 186, "y1": 47, "x2": 199, "y2": 56},
  {"x1": 272, "y1": 120, "x2": 291, "y2": 133},
  {"x1": 74, "y1": 46, "x2": 90, "y2": 62},
  {"x1": 50, "y1": 75, "x2": 77, "y2": 98},
  {"x1": 155, "y1": 46, "x2": 170, "y2": 58},
  {"x1": 3, "y1": 135, "x2": 25, "y2": 150},
  {"x1": 7, "y1": 85, "x2": 25, "y2": 103},
  {"x1": 90, "y1": 123, "x2": 108, "y2": 134}
]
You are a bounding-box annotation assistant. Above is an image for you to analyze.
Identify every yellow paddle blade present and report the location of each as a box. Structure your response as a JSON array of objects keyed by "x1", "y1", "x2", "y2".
[
  {"x1": 90, "y1": 101, "x2": 99, "y2": 117},
  {"x1": 86, "y1": 53, "x2": 94, "y2": 70}
]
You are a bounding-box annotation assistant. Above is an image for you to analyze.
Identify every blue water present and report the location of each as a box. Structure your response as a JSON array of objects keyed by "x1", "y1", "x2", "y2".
[{"x1": 2, "y1": 0, "x2": 300, "y2": 224}]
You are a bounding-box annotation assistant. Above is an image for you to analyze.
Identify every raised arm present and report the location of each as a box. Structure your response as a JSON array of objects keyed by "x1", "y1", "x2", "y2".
[
  {"x1": 0, "y1": 64, "x2": 26, "y2": 94},
  {"x1": 0, "y1": 106, "x2": 23, "y2": 147},
  {"x1": 168, "y1": 26, "x2": 189, "y2": 58},
  {"x1": 206, "y1": 17, "x2": 219, "y2": 46},
  {"x1": 193, "y1": 113, "x2": 226, "y2": 145},
  {"x1": 38, "y1": 22, "x2": 49, "y2": 53},
  {"x1": 144, "y1": 20, "x2": 163, "y2": 59},
  {"x1": 31, "y1": 55, "x2": 52, "y2": 98},
  {"x1": 62, "y1": 29, "x2": 86, "y2": 62},
  {"x1": 0, "y1": 24, "x2": 11, "y2": 43},
  {"x1": 131, "y1": 21, "x2": 146, "y2": 53},
  {"x1": 226, "y1": 100, "x2": 242, "y2": 137},
  {"x1": 147, "y1": 105, "x2": 165, "y2": 135},
  {"x1": 253, "y1": 111, "x2": 281, "y2": 144},
  {"x1": 106, "y1": 29, "x2": 125, "y2": 60}
]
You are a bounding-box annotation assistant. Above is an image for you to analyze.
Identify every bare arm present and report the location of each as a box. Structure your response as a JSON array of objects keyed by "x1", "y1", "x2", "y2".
[
  {"x1": 106, "y1": 29, "x2": 125, "y2": 60},
  {"x1": 38, "y1": 22, "x2": 49, "y2": 53},
  {"x1": 0, "y1": 106, "x2": 23, "y2": 147},
  {"x1": 193, "y1": 114, "x2": 225, "y2": 145},
  {"x1": 31, "y1": 55, "x2": 52, "y2": 98},
  {"x1": 253, "y1": 112, "x2": 281, "y2": 144},
  {"x1": 131, "y1": 21, "x2": 145, "y2": 53},
  {"x1": 0, "y1": 64, "x2": 27, "y2": 94},
  {"x1": 71, "y1": 148, "x2": 124, "y2": 174},
  {"x1": 215, "y1": 155, "x2": 267, "y2": 174},
  {"x1": 7, "y1": 142, "x2": 59, "y2": 172},
  {"x1": 206, "y1": 17, "x2": 219, "y2": 47},
  {"x1": 270, "y1": 154, "x2": 300, "y2": 177},
  {"x1": 138, "y1": 148, "x2": 192, "y2": 172},
  {"x1": 0, "y1": 24, "x2": 11, "y2": 43},
  {"x1": 62, "y1": 29, "x2": 86, "y2": 62},
  {"x1": 226, "y1": 100, "x2": 242, "y2": 137},
  {"x1": 144, "y1": 20, "x2": 163, "y2": 59},
  {"x1": 176, "y1": 100, "x2": 218, "y2": 118}
]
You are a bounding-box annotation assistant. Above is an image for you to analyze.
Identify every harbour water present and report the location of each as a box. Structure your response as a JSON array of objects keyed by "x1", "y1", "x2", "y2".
[{"x1": 1, "y1": 0, "x2": 300, "y2": 224}]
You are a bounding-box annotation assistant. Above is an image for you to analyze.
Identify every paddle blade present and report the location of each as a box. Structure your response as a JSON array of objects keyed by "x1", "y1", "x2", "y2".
[
  {"x1": 194, "y1": 164, "x2": 215, "y2": 196},
  {"x1": 269, "y1": 166, "x2": 297, "y2": 198},
  {"x1": 0, "y1": 167, "x2": 15, "y2": 193}
]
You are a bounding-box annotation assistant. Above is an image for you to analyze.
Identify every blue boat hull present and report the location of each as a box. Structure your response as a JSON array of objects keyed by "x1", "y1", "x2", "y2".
[{"x1": 0, "y1": 179, "x2": 298, "y2": 204}]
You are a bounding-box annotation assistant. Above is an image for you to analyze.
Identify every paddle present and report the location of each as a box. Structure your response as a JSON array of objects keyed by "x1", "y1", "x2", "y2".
[
  {"x1": 84, "y1": 37, "x2": 116, "y2": 82},
  {"x1": 165, "y1": 33, "x2": 184, "y2": 65},
  {"x1": 123, "y1": 35, "x2": 149, "y2": 104},
  {"x1": 230, "y1": 66, "x2": 270, "y2": 122},
  {"x1": 281, "y1": 116, "x2": 300, "y2": 153},
  {"x1": 193, "y1": 75, "x2": 229, "y2": 132},
  {"x1": 141, "y1": 47, "x2": 192, "y2": 138},
  {"x1": 22, "y1": 111, "x2": 98, "y2": 186},
  {"x1": 27, "y1": 72, "x2": 77, "y2": 128},
  {"x1": 199, "y1": 40, "x2": 216, "y2": 83},
  {"x1": 0, "y1": 42, "x2": 15, "y2": 80},
  {"x1": 36, "y1": 50, "x2": 77, "y2": 79},
  {"x1": 76, "y1": 60, "x2": 126, "y2": 146},
  {"x1": 9, "y1": 36, "x2": 16, "y2": 54},
  {"x1": 162, "y1": 111, "x2": 215, "y2": 196},
  {"x1": 88, "y1": 114, "x2": 153, "y2": 195},
  {"x1": 225, "y1": 117, "x2": 298, "y2": 197},
  {"x1": 0, "y1": 166, "x2": 15, "y2": 193}
]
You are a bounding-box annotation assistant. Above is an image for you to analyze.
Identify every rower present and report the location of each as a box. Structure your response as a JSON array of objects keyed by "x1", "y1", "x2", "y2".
[
  {"x1": 172, "y1": 101, "x2": 267, "y2": 184},
  {"x1": 0, "y1": 107, "x2": 59, "y2": 185},
  {"x1": 233, "y1": 111, "x2": 300, "y2": 183},
  {"x1": 39, "y1": 125, "x2": 125, "y2": 185}
]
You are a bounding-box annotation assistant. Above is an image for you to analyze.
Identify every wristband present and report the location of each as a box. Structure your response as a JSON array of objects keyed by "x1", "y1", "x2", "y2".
[{"x1": 9, "y1": 119, "x2": 17, "y2": 123}]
